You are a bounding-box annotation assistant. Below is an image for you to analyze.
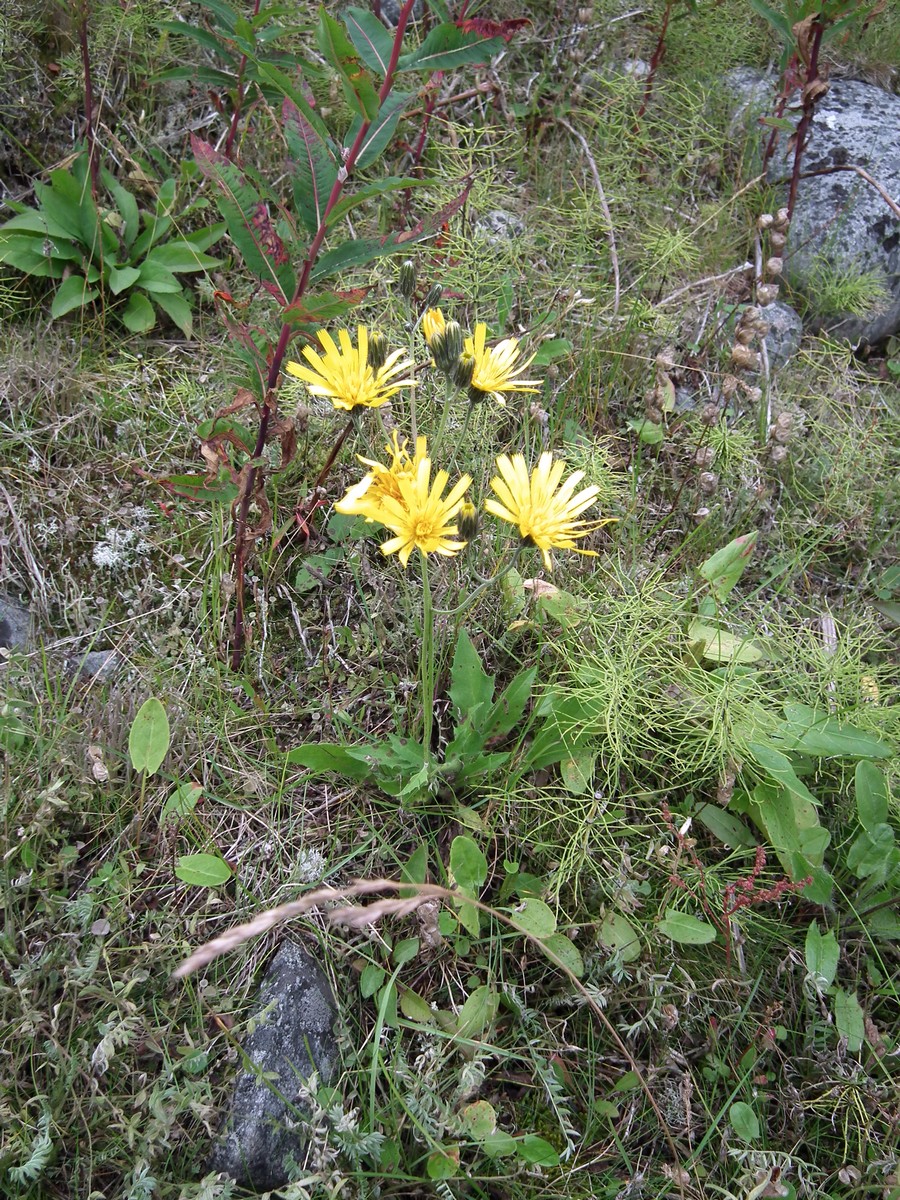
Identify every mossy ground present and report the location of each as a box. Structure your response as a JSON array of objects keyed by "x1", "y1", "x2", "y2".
[{"x1": 1, "y1": 2, "x2": 898, "y2": 1198}]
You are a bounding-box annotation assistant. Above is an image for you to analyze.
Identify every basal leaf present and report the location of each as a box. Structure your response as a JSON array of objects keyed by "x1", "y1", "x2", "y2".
[
  {"x1": 804, "y1": 920, "x2": 839, "y2": 990},
  {"x1": 449, "y1": 629, "x2": 494, "y2": 717},
  {"x1": 659, "y1": 909, "x2": 717, "y2": 945},
  {"x1": 128, "y1": 698, "x2": 171, "y2": 775},
  {"x1": 449, "y1": 835, "x2": 487, "y2": 897},
  {"x1": 779, "y1": 702, "x2": 893, "y2": 759},
  {"x1": 729, "y1": 1102, "x2": 760, "y2": 1143},
  {"x1": 599, "y1": 912, "x2": 641, "y2": 960},
  {"x1": 285, "y1": 742, "x2": 372, "y2": 780},
  {"x1": 175, "y1": 853, "x2": 233, "y2": 887},
  {"x1": 540, "y1": 932, "x2": 585, "y2": 978},
  {"x1": 509, "y1": 897, "x2": 556, "y2": 938},
  {"x1": 50, "y1": 274, "x2": 98, "y2": 317},
  {"x1": 832, "y1": 987, "x2": 864, "y2": 1052},
  {"x1": 856, "y1": 760, "x2": 889, "y2": 830},
  {"x1": 517, "y1": 1135, "x2": 559, "y2": 1167},
  {"x1": 699, "y1": 531, "x2": 758, "y2": 600},
  {"x1": 121, "y1": 291, "x2": 157, "y2": 333},
  {"x1": 453, "y1": 984, "x2": 498, "y2": 1042}
]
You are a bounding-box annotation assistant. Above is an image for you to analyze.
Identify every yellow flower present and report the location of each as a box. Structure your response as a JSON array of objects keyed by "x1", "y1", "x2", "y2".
[
  {"x1": 285, "y1": 326, "x2": 414, "y2": 412},
  {"x1": 421, "y1": 308, "x2": 446, "y2": 347},
  {"x1": 334, "y1": 431, "x2": 427, "y2": 522},
  {"x1": 485, "y1": 452, "x2": 607, "y2": 570},
  {"x1": 465, "y1": 322, "x2": 539, "y2": 405},
  {"x1": 336, "y1": 437, "x2": 472, "y2": 567}
]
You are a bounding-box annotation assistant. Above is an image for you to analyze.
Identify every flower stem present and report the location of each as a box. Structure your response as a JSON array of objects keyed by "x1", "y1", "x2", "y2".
[
  {"x1": 419, "y1": 550, "x2": 434, "y2": 759},
  {"x1": 432, "y1": 377, "x2": 457, "y2": 459}
]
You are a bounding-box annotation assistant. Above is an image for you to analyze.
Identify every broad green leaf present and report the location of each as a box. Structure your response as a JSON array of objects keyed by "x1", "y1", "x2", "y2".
[
  {"x1": 325, "y1": 175, "x2": 428, "y2": 226},
  {"x1": 533, "y1": 338, "x2": 572, "y2": 365},
  {"x1": 599, "y1": 912, "x2": 641, "y2": 961},
  {"x1": 729, "y1": 1102, "x2": 760, "y2": 1142},
  {"x1": 748, "y1": 742, "x2": 821, "y2": 808},
  {"x1": 693, "y1": 802, "x2": 758, "y2": 848},
  {"x1": 393, "y1": 936, "x2": 419, "y2": 965},
  {"x1": 486, "y1": 668, "x2": 536, "y2": 738},
  {"x1": 846, "y1": 825, "x2": 895, "y2": 880},
  {"x1": 175, "y1": 852, "x2": 233, "y2": 887},
  {"x1": 344, "y1": 7, "x2": 394, "y2": 75},
  {"x1": 108, "y1": 180, "x2": 140, "y2": 248},
  {"x1": 107, "y1": 264, "x2": 141, "y2": 295},
  {"x1": 400, "y1": 843, "x2": 428, "y2": 897},
  {"x1": 359, "y1": 962, "x2": 384, "y2": 998},
  {"x1": 137, "y1": 261, "x2": 182, "y2": 293},
  {"x1": 659, "y1": 909, "x2": 717, "y2": 945},
  {"x1": 397, "y1": 22, "x2": 504, "y2": 71},
  {"x1": 509, "y1": 898, "x2": 556, "y2": 938},
  {"x1": 687, "y1": 620, "x2": 763, "y2": 665},
  {"x1": 145, "y1": 241, "x2": 221, "y2": 272},
  {"x1": 561, "y1": 747, "x2": 596, "y2": 795},
  {"x1": 699, "y1": 531, "x2": 758, "y2": 600},
  {"x1": 128, "y1": 697, "x2": 170, "y2": 775},
  {"x1": 832, "y1": 987, "x2": 864, "y2": 1052},
  {"x1": 163, "y1": 472, "x2": 240, "y2": 503},
  {"x1": 316, "y1": 7, "x2": 379, "y2": 120},
  {"x1": 540, "y1": 932, "x2": 585, "y2": 978},
  {"x1": 517, "y1": 1135, "x2": 560, "y2": 1166},
  {"x1": 121, "y1": 291, "x2": 157, "y2": 333},
  {"x1": 627, "y1": 417, "x2": 664, "y2": 443},
  {"x1": 460, "y1": 1100, "x2": 497, "y2": 1140},
  {"x1": 453, "y1": 984, "x2": 498, "y2": 1042},
  {"x1": 399, "y1": 985, "x2": 434, "y2": 1024},
  {"x1": 152, "y1": 289, "x2": 194, "y2": 337},
  {"x1": 286, "y1": 742, "x2": 371, "y2": 780},
  {"x1": 449, "y1": 835, "x2": 487, "y2": 897},
  {"x1": 449, "y1": 630, "x2": 495, "y2": 717},
  {"x1": 39, "y1": 168, "x2": 99, "y2": 245},
  {"x1": 50, "y1": 274, "x2": 98, "y2": 317},
  {"x1": 779, "y1": 702, "x2": 892, "y2": 759},
  {"x1": 160, "y1": 782, "x2": 202, "y2": 825},
  {"x1": 804, "y1": 921, "x2": 839, "y2": 990},
  {"x1": 856, "y1": 760, "x2": 890, "y2": 829},
  {"x1": 347, "y1": 90, "x2": 413, "y2": 170},
  {"x1": 283, "y1": 96, "x2": 339, "y2": 238},
  {"x1": 426, "y1": 1146, "x2": 459, "y2": 1180},
  {"x1": 482, "y1": 1129, "x2": 518, "y2": 1158}
]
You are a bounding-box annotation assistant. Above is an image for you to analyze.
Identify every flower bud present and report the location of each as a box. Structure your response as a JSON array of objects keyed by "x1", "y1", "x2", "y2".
[
  {"x1": 432, "y1": 321, "x2": 463, "y2": 375},
  {"x1": 457, "y1": 501, "x2": 479, "y2": 541},
  {"x1": 422, "y1": 282, "x2": 443, "y2": 311},
  {"x1": 397, "y1": 259, "x2": 416, "y2": 300},
  {"x1": 367, "y1": 330, "x2": 389, "y2": 371},
  {"x1": 455, "y1": 352, "x2": 476, "y2": 390}
]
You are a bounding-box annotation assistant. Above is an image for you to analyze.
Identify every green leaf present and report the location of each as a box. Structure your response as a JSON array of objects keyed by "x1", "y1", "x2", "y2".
[
  {"x1": 145, "y1": 241, "x2": 221, "y2": 272},
  {"x1": 486, "y1": 668, "x2": 535, "y2": 738},
  {"x1": 453, "y1": 984, "x2": 498, "y2": 1042},
  {"x1": 137, "y1": 261, "x2": 183, "y2": 294},
  {"x1": 846, "y1": 825, "x2": 895, "y2": 880},
  {"x1": 804, "y1": 921, "x2": 839, "y2": 990},
  {"x1": 561, "y1": 747, "x2": 596, "y2": 795},
  {"x1": 627, "y1": 417, "x2": 664, "y2": 444},
  {"x1": 540, "y1": 932, "x2": 585, "y2": 978},
  {"x1": 426, "y1": 1146, "x2": 459, "y2": 1180},
  {"x1": 699, "y1": 531, "x2": 758, "y2": 600},
  {"x1": 397, "y1": 22, "x2": 504, "y2": 72},
  {"x1": 400, "y1": 843, "x2": 428, "y2": 897},
  {"x1": 693, "y1": 802, "x2": 758, "y2": 849},
  {"x1": 748, "y1": 742, "x2": 821, "y2": 809},
  {"x1": 283, "y1": 97, "x2": 339, "y2": 238},
  {"x1": 460, "y1": 1099, "x2": 497, "y2": 1140},
  {"x1": 160, "y1": 782, "x2": 202, "y2": 825},
  {"x1": 598, "y1": 912, "x2": 641, "y2": 961},
  {"x1": 128, "y1": 698, "x2": 170, "y2": 775},
  {"x1": 121, "y1": 291, "x2": 157, "y2": 333},
  {"x1": 344, "y1": 7, "x2": 395, "y2": 75},
  {"x1": 359, "y1": 962, "x2": 385, "y2": 998},
  {"x1": 152, "y1": 289, "x2": 194, "y2": 337},
  {"x1": 856, "y1": 760, "x2": 890, "y2": 830},
  {"x1": 482, "y1": 1129, "x2": 518, "y2": 1158},
  {"x1": 50, "y1": 274, "x2": 98, "y2": 317},
  {"x1": 687, "y1": 620, "x2": 763, "y2": 664},
  {"x1": 316, "y1": 7, "x2": 380, "y2": 120},
  {"x1": 393, "y1": 936, "x2": 419, "y2": 965},
  {"x1": 778, "y1": 703, "x2": 893, "y2": 759},
  {"x1": 347, "y1": 90, "x2": 413, "y2": 170},
  {"x1": 517, "y1": 1135, "x2": 559, "y2": 1167},
  {"x1": 659, "y1": 909, "x2": 717, "y2": 945},
  {"x1": 449, "y1": 630, "x2": 495, "y2": 717},
  {"x1": 747, "y1": 0, "x2": 794, "y2": 42},
  {"x1": 533, "y1": 338, "x2": 572, "y2": 365},
  {"x1": 729, "y1": 1102, "x2": 760, "y2": 1143},
  {"x1": 175, "y1": 853, "x2": 233, "y2": 887},
  {"x1": 108, "y1": 180, "x2": 140, "y2": 248},
  {"x1": 832, "y1": 987, "x2": 865, "y2": 1052},
  {"x1": 509, "y1": 898, "x2": 557, "y2": 938},
  {"x1": 449, "y1": 835, "x2": 487, "y2": 897},
  {"x1": 286, "y1": 742, "x2": 371, "y2": 780},
  {"x1": 399, "y1": 985, "x2": 434, "y2": 1023},
  {"x1": 107, "y1": 264, "x2": 141, "y2": 295}
]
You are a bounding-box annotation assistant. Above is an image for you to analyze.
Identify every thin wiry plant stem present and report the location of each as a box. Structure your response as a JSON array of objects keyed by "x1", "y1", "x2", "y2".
[
  {"x1": 78, "y1": 1, "x2": 101, "y2": 201},
  {"x1": 223, "y1": 0, "x2": 263, "y2": 160},
  {"x1": 419, "y1": 551, "x2": 434, "y2": 757},
  {"x1": 557, "y1": 116, "x2": 620, "y2": 316}
]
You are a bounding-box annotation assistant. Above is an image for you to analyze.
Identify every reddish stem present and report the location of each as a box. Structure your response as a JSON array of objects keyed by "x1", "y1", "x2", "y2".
[
  {"x1": 787, "y1": 18, "x2": 826, "y2": 221},
  {"x1": 223, "y1": 0, "x2": 263, "y2": 160},
  {"x1": 229, "y1": 0, "x2": 421, "y2": 670},
  {"x1": 78, "y1": 2, "x2": 101, "y2": 200},
  {"x1": 634, "y1": 0, "x2": 673, "y2": 126}
]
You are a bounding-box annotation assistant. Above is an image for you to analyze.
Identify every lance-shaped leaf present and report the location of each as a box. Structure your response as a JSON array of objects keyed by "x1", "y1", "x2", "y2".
[
  {"x1": 397, "y1": 23, "x2": 504, "y2": 72},
  {"x1": 699, "y1": 531, "x2": 758, "y2": 600},
  {"x1": 317, "y1": 7, "x2": 380, "y2": 121},
  {"x1": 344, "y1": 6, "x2": 395, "y2": 76},
  {"x1": 191, "y1": 136, "x2": 296, "y2": 302},
  {"x1": 311, "y1": 179, "x2": 471, "y2": 281},
  {"x1": 346, "y1": 90, "x2": 413, "y2": 170},
  {"x1": 283, "y1": 98, "x2": 340, "y2": 237},
  {"x1": 281, "y1": 286, "x2": 369, "y2": 329},
  {"x1": 326, "y1": 176, "x2": 428, "y2": 225}
]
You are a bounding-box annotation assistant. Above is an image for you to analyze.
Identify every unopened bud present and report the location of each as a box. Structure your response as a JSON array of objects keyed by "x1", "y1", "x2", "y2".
[
  {"x1": 422, "y1": 282, "x2": 443, "y2": 311},
  {"x1": 455, "y1": 352, "x2": 476, "y2": 390},
  {"x1": 398, "y1": 259, "x2": 416, "y2": 300},
  {"x1": 367, "y1": 330, "x2": 388, "y2": 371},
  {"x1": 766, "y1": 256, "x2": 784, "y2": 277},
  {"x1": 457, "y1": 501, "x2": 479, "y2": 541},
  {"x1": 431, "y1": 320, "x2": 463, "y2": 375}
]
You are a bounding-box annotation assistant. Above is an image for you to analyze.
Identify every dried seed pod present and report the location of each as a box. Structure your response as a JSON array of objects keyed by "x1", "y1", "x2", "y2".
[
  {"x1": 774, "y1": 207, "x2": 790, "y2": 230},
  {"x1": 694, "y1": 445, "x2": 715, "y2": 468},
  {"x1": 770, "y1": 444, "x2": 788, "y2": 464},
  {"x1": 772, "y1": 412, "x2": 794, "y2": 444},
  {"x1": 755, "y1": 320, "x2": 771, "y2": 338},
  {"x1": 698, "y1": 471, "x2": 718, "y2": 494},
  {"x1": 645, "y1": 405, "x2": 664, "y2": 425},
  {"x1": 731, "y1": 344, "x2": 761, "y2": 371},
  {"x1": 656, "y1": 346, "x2": 677, "y2": 372},
  {"x1": 700, "y1": 403, "x2": 721, "y2": 425},
  {"x1": 741, "y1": 305, "x2": 761, "y2": 324},
  {"x1": 735, "y1": 326, "x2": 757, "y2": 346},
  {"x1": 721, "y1": 373, "x2": 740, "y2": 399},
  {"x1": 769, "y1": 231, "x2": 786, "y2": 253},
  {"x1": 577, "y1": 6, "x2": 593, "y2": 22},
  {"x1": 758, "y1": 212, "x2": 774, "y2": 230},
  {"x1": 757, "y1": 283, "x2": 780, "y2": 305},
  {"x1": 693, "y1": 506, "x2": 711, "y2": 521},
  {"x1": 765, "y1": 256, "x2": 784, "y2": 277},
  {"x1": 743, "y1": 384, "x2": 763, "y2": 404}
]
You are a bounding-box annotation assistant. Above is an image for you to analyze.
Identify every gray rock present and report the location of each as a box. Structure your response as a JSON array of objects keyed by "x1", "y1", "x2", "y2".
[
  {"x1": 726, "y1": 71, "x2": 900, "y2": 348},
  {"x1": 762, "y1": 300, "x2": 804, "y2": 367},
  {"x1": 0, "y1": 593, "x2": 30, "y2": 652},
  {"x1": 374, "y1": 0, "x2": 423, "y2": 25},
  {"x1": 66, "y1": 649, "x2": 122, "y2": 681},
  {"x1": 210, "y1": 941, "x2": 339, "y2": 1192},
  {"x1": 473, "y1": 209, "x2": 525, "y2": 244}
]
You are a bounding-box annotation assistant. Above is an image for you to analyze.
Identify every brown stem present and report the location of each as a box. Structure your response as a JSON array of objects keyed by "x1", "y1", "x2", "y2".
[
  {"x1": 223, "y1": 0, "x2": 263, "y2": 159},
  {"x1": 229, "y1": 0, "x2": 420, "y2": 670},
  {"x1": 634, "y1": 0, "x2": 673, "y2": 127},
  {"x1": 78, "y1": 2, "x2": 100, "y2": 200},
  {"x1": 787, "y1": 18, "x2": 826, "y2": 221}
]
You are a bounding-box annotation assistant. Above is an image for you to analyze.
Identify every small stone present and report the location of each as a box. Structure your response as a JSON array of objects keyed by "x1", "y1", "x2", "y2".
[
  {"x1": 374, "y1": 0, "x2": 423, "y2": 25},
  {"x1": 209, "y1": 941, "x2": 339, "y2": 1191},
  {"x1": 67, "y1": 649, "x2": 122, "y2": 681},
  {"x1": 473, "y1": 209, "x2": 525, "y2": 244},
  {"x1": 761, "y1": 300, "x2": 803, "y2": 368},
  {"x1": 0, "y1": 593, "x2": 31, "y2": 652}
]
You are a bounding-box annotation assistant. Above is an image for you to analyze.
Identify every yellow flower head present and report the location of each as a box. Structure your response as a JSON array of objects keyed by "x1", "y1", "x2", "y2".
[
  {"x1": 285, "y1": 326, "x2": 414, "y2": 412},
  {"x1": 334, "y1": 431, "x2": 427, "y2": 522},
  {"x1": 421, "y1": 307, "x2": 446, "y2": 347},
  {"x1": 336, "y1": 437, "x2": 472, "y2": 567},
  {"x1": 464, "y1": 323, "x2": 540, "y2": 406},
  {"x1": 485, "y1": 452, "x2": 607, "y2": 570}
]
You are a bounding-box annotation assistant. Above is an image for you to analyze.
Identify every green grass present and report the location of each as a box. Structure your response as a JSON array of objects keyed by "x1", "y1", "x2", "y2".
[{"x1": 1, "y1": 1, "x2": 899, "y2": 1197}]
